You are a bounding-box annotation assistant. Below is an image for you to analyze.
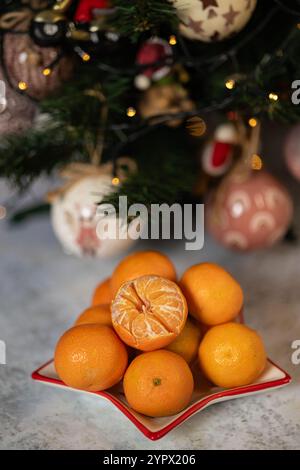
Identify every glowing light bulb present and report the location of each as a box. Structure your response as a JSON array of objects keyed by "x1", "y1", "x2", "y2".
[
  {"x1": 126, "y1": 107, "x2": 136, "y2": 118},
  {"x1": 251, "y1": 154, "x2": 263, "y2": 170},
  {"x1": 268, "y1": 92, "x2": 279, "y2": 101},
  {"x1": 82, "y1": 53, "x2": 91, "y2": 62},
  {"x1": 42, "y1": 68, "x2": 52, "y2": 76},
  {"x1": 18, "y1": 81, "x2": 28, "y2": 91},
  {"x1": 248, "y1": 117, "x2": 258, "y2": 128},
  {"x1": 112, "y1": 177, "x2": 120, "y2": 186},
  {"x1": 225, "y1": 79, "x2": 236, "y2": 90},
  {"x1": 169, "y1": 35, "x2": 177, "y2": 46}
]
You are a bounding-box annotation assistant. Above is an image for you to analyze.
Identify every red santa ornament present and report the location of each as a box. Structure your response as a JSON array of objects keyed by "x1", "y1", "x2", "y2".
[
  {"x1": 134, "y1": 37, "x2": 173, "y2": 90},
  {"x1": 201, "y1": 123, "x2": 239, "y2": 177},
  {"x1": 74, "y1": 0, "x2": 114, "y2": 23}
]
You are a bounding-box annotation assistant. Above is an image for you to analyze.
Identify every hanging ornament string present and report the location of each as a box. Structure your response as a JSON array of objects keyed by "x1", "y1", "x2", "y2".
[
  {"x1": 236, "y1": 120, "x2": 262, "y2": 178},
  {"x1": 0, "y1": 0, "x2": 48, "y2": 32},
  {"x1": 47, "y1": 85, "x2": 110, "y2": 201},
  {"x1": 46, "y1": 157, "x2": 137, "y2": 203},
  {"x1": 0, "y1": 9, "x2": 32, "y2": 32},
  {"x1": 47, "y1": 84, "x2": 137, "y2": 203},
  {"x1": 211, "y1": 117, "x2": 262, "y2": 222},
  {"x1": 84, "y1": 87, "x2": 108, "y2": 167}
]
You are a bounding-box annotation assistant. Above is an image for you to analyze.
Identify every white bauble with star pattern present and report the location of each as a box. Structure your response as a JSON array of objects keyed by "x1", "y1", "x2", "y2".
[{"x1": 172, "y1": 0, "x2": 257, "y2": 42}]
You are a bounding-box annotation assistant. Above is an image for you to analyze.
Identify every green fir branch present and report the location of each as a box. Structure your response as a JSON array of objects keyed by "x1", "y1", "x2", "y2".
[
  {"x1": 102, "y1": 127, "x2": 198, "y2": 211},
  {"x1": 110, "y1": 0, "x2": 178, "y2": 40}
]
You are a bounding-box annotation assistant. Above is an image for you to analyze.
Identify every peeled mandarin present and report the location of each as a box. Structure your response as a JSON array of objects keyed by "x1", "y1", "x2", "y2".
[{"x1": 111, "y1": 275, "x2": 187, "y2": 351}]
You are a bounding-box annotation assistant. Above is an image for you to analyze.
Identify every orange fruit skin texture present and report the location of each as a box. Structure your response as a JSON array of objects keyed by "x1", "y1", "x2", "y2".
[
  {"x1": 167, "y1": 318, "x2": 202, "y2": 363},
  {"x1": 54, "y1": 324, "x2": 128, "y2": 392},
  {"x1": 92, "y1": 278, "x2": 113, "y2": 306},
  {"x1": 111, "y1": 275, "x2": 188, "y2": 352},
  {"x1": 198, "y1": 322, "x2": 267, "y2": 389},
  {"x1": 110, "y1": 250, "x2": 177, "y2": 297},
  {"x1": 123, "y1": 350, "x2": 194, "y2": 417},
  {"x1": 75, "y1": 304, "x2": 112, "y2": 327},
  {"x1": 180, "y1": 262, "x2": 244, "y2": 326}
]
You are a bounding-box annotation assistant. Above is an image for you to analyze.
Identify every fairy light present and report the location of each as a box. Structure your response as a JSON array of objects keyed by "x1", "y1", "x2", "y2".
[
  {"x1": 18, "y1": 81, "x2": 28, "y2": 91},
  {"x1": 169, "y1": 35, "x2": 177, "y2": 46},
  {"x1": 42, "y1": 67, "x2": 52, "y2": 76},
  {"x1": 251, "y1": 154, "x2": 263, "y2": 170},
  {"x1": 269, "y1": 92, "x2": 279, "y2": 101},
  {"x1": 74, "y1": 46, "x2": 91, "y2": 62},
  {"x1": 112, "y1": 177, "x2": 120, "y2": 186},
  {"x1": 248, "y1": 117, "x2": 258, "y2": 128},
  {"x1": 126, "y1": 107, "x2": 136, "y2": 118},
  {"x1": 82, "y1": 53, "x2": 91, "y2": 62},
  {"x1": 225, "y1": 79, "x2": 236, "y2": 90}
]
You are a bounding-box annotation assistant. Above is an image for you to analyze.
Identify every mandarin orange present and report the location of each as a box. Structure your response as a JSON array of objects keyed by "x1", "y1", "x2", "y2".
[
  {"x1": 111, "y1": 275, "x2": 187, "y2": 351},
  {"x1": 123, "y1": 350, "x2": 194, "y2": 417},
  {"x1": 167, "y1": 318, "x2": 202, "y2": 363},
  {"x1": 198, "y1": 322, "x2": 267, "y2": 388},
  {"x1": 180, "y1": 262, "x2": 243, "y2": 325},
  {"x1": 54, "y1": 324, "x2": 128, "y2": 391},
  {"x1": 110, "y1": 250, "x2": 176, "y2": 297},
  {"x1": 75, "y1": 304, "x2": 112, "y2": 327},
  {"x1": 92, "y1": 278, "x2": 113, "y2": 305}
]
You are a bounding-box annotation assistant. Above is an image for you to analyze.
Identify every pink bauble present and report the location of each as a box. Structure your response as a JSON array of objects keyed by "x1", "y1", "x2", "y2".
[
  {"x1": 206, "y1": 171, "x2": 293, "y2": 251},
  {"x1": 284, "y1": 124, "x2": 300, "y2": 181}
]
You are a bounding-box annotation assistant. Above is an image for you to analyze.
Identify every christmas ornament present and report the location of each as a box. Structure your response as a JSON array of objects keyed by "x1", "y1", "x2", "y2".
[
  {"x1": 49, "y1": 160, "x2": 139, "y2": 258},
  {"x1": 74, "y1": 0, "x2": 113, "y2": 23},
  {"x1": 206, "y1": 169, "x2": 293, "y2": 251},
  {"x1": 186, "y1": 116, "x2": 207, "y2": 137},
  {"x1": 3, "y1": 32, "x2": 74, "y2": 100},
  {"x1": 31, "y1": 0, "x2": 116, "y2": 47},
  {"x1": 0, "y1": 68, "x2": 36, "y2": 135},
  {"x1": 284, "y1": 124, "x2": 300, "y2": 182},
  {"x1": 0, "y1": 9, "x2": 74, "y2": 100},
  {"x1": 172, "y1": 0, "x2": 257, "y2": 42},
  {"x1": 201, "y1": 122, "x2": 239, "y2": 176},
  {"x1": 138, "y1": 83, "x2": 195, "y2": 127},
  {"x1": 134, "y1": 37, "x2": 173, "y2": 90},
  {"x1": 30, "y1": 1, "x2": 70, "y2": 47}
]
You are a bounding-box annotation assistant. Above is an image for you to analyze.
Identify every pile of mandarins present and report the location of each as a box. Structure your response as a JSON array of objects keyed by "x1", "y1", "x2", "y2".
[{"x1": 54, "y1": 251, "x2": 267, "y2": 418}]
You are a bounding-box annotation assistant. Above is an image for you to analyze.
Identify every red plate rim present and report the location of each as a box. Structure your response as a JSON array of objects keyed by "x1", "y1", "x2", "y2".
[{"x1": 32, "y1": 358, "x2": 291, "y2": 441}]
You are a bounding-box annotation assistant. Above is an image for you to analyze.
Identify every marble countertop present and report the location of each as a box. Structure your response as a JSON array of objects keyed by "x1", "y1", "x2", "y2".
[{"x1": 0, "y1": 125, "x2": 300, "y2": 450}]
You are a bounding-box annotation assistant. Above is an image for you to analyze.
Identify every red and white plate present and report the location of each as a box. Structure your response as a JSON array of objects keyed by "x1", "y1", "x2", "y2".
[{"x1": 32, "y1": 358, "x2": 291, "y2": 441}]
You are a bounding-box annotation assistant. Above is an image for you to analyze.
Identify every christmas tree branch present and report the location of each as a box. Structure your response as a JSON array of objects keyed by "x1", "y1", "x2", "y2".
[{"x1": 110, "y1": 0, "x2": 178, "y2": 41}]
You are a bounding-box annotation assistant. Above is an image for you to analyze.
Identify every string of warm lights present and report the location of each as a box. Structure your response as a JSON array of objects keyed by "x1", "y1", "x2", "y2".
[{"x1": 0, "y1": 0, "x2": 298, "y2": 181}]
